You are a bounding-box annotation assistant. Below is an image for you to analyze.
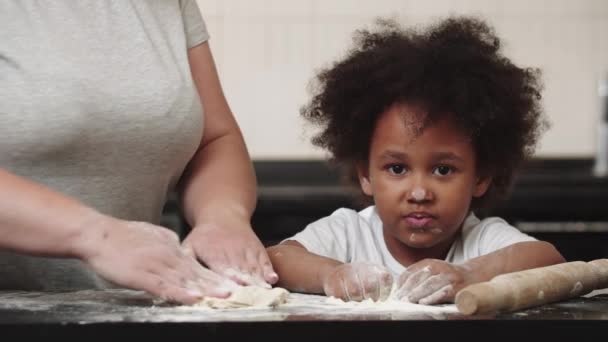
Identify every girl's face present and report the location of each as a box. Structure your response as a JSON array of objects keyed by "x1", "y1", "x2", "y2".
[{"x1": 358, "y1": 102, "x2": 491, "y2": 257}]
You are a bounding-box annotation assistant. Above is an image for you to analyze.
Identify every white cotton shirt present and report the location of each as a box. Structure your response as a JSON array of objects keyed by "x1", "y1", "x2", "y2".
[{"x1": 287, "y1": 206, "x2": 537, "y2": 276}]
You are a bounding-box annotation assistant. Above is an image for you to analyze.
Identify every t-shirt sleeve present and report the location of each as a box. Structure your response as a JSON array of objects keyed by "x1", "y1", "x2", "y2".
[
  {"x1": 283, "y1": 209, "x2": 356, "y2": 263},
  {"x1": 180, "y1": 0, "x2": 210, "y2": 48},
  {"x1": 469, "y1": 218, "x2": 537, "y2": 256}
]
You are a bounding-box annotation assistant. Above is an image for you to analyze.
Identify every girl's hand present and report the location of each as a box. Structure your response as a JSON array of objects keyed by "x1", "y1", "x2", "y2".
[
  {"x1": 394, "y1": 259, "x2": 472, "y2": 305},
  {"x1": 322, "y1": 262, "x2": 393, "y2": 302}
]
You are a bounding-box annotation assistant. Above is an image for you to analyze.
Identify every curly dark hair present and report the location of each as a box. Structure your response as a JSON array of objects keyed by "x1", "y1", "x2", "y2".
[{"x1": 300, "y1": 16, "x2": 547, "y2": 210}]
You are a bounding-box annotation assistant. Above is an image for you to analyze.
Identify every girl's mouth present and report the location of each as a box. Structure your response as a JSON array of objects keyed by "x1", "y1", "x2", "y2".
[
  {"x1": 403, "y1": 212, "x2": 436, "y2": 228},
  {"x1": 405, "y1": 216, "x2": 433, "y2": 228}
]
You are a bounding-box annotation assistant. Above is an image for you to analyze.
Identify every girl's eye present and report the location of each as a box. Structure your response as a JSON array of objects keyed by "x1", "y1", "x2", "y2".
[
  {"x1": 388, "y1": 165, "x2": 407, "y2": 175},
  {"x1": 433, "y1": 165, "x2": 453, "y2": 176}
]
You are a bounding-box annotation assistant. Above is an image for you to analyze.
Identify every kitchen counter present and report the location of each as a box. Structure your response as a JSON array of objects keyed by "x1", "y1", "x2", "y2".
[{"x1": 2, "y1": 289, "x2": 608, "y2": 339}]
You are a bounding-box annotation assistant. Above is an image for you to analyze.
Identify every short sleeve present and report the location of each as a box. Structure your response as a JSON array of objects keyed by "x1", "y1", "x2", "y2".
[
  {"x1": 472, "y1": 217, "x2": 538, "y2": 256},
  {"x1": 284, "y1": 209, "x2": 355, "y2": 263},
  {"x1": 179, "y1": 0, "x2": 210, "y2": 48}
]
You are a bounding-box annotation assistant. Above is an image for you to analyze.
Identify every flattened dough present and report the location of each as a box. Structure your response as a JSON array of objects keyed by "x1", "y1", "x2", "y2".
[{"x1": 196, "y1": 286, "x2": 289, "y2": 309}]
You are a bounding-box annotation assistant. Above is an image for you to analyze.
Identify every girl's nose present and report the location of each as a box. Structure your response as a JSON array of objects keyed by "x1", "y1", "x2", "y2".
[
  {"x1": 407, "y1": 185, "x2": 432, "y2": 203},
  {"x1": 411, "y1": 187, "x2": 426, "y2": 201}
]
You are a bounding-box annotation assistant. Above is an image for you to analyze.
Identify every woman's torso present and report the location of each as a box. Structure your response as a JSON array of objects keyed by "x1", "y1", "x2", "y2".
[{"x1": 0, "y1": 0, "x2": 205, "y2": 290}]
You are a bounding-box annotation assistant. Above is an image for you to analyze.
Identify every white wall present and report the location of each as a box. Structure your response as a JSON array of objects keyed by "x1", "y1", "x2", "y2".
[{"x1": 196, "y1": 0, "x2": 608, "y2": 160}]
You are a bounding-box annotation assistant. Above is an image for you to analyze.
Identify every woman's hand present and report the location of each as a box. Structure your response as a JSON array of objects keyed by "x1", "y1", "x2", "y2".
[
  {"x1": 77, "y1": 215, "x2": 237, "y2": 305},
  {"x1": 322, "y1": 262, "x2": 393, "y2": 302},
  {"x1": 395, "y1": 259, "x2": 473, "y2": 305},
  {"x1": 182, "y1": 217, "x2": 278, "y2": 288}
]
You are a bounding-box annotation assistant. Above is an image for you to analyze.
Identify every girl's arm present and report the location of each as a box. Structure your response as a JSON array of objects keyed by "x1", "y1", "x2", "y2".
[
  {"x1": 395, "y1": 241, "x2": 565, "y2": 304},
  {"x1": 462, "y1": 240, "x2": 565, "y2": 283},
  {"x1": 268, "y1": 240, "x2": 393, "y2": 301},
  {"x1": 267, "y1": 240, "x2": 342, "y2": 294}
]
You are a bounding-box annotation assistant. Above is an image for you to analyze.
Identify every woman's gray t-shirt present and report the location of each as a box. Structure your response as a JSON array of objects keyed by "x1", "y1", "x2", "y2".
[{"x1": 0, "y1": 0, "x2": 209, "y2": 290}]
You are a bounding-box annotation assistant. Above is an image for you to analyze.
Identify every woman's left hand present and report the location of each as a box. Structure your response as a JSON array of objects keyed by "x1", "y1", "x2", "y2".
[
  {"x1": 394, "y1": 259, "x2": 473, "y2": 305},
  {"x1": 182, "y1": 218, "x2": 278, "y2": 288}
]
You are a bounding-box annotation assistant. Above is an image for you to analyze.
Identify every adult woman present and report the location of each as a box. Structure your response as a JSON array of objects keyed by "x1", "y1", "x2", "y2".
[{"x1": 0, "y1": 0, "x2": 276, "y2": 304}]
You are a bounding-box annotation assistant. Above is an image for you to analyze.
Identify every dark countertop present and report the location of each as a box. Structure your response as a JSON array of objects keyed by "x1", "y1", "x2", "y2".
[{"x1": 2, "y1": 289, "x2": 608, "y2": 339}]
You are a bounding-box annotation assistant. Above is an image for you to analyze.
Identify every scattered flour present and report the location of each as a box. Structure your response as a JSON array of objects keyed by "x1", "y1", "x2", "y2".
[
  {"x1": 194, "y1": 286, "x2": 288, "y2": 309},
  {"x1": 0, "y1": 288, "x2": 458, "y2": 323},
  {"x1": 320, "y1": 295, "x2": 458, "y2": 316},
  {"x1": 318, "y1": 280, "x2": 457, "y2": 317}
]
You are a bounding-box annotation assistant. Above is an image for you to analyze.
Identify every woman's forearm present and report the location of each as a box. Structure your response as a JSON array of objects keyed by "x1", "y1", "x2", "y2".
[
  {"x1": 180, "y1": 42, "x2": 257, "y2": 227},
  {"x1": 0, "y1": 168, "x2": 101, "y2": 258},
  {"x1": 178, "y1": 131, "x2": 257, "y2": 227}
]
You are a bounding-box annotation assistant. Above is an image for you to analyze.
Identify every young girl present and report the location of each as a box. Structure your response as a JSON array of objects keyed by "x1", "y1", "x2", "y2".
[{"x1": 267, "y1": 16, "x2": 565, "y2": 305}]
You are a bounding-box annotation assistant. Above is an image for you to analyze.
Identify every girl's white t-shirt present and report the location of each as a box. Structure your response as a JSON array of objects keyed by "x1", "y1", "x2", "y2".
[{"x1": 287, "y1": 206, "x2": 537, "y2": 276}]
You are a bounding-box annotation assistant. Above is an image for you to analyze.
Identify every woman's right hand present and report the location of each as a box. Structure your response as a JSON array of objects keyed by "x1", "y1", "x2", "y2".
[
  {"x1": 76, "y1": 215, "x2": 237, "y2": 305},
  {"x1": 322, "y1": 262, "x2": 393, "y2": 302}
]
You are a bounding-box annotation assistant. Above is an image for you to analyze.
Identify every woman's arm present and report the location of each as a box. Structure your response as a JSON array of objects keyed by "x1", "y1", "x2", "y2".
[
  {"x1": 0, "y1": 168, "x2": 231, "y2": 304},
  {"x1": 179, "y1": 42, "x2": 277, "y2": 286},
  {"x1": 0, "y1": 168, "x2": 96, "y2": 257}
]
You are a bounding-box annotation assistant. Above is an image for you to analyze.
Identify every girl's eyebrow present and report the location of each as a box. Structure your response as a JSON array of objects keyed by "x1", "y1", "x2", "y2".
[
  {"x1": 380, "y1": 150, "x2": 408, "y2": 161},
  {"x1": 432, "y1": 152, "x2": 465, "y2": 163},
  {"x1": 379, "y1": 150, "x2": 465, "y2": 163}
]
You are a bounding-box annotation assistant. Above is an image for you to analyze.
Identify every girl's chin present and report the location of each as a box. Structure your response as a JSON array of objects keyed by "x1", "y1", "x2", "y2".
[
  {"x1": 400, "y1": 230, "x2": 444, "y2": 248},
  {"x1": 404, "y1": 240, "x2": 439, "y2": 249}
]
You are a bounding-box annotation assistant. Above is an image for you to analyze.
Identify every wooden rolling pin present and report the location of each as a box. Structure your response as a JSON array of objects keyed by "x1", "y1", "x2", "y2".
[{"x1": 455, "y1": 259, "x2": 608, "y2": 315}]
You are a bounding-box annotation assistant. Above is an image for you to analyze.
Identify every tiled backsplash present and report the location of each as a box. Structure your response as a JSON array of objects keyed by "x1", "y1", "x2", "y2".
[{"x1": 196, "y1": 0, "x2": 608, "y2": 159}]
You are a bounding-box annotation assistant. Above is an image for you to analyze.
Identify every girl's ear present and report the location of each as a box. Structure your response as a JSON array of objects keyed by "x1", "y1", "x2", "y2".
[
  {"x1": 473, "y1": 176, "x2": 492, "y2": 198},
  {"x1": 357, "y1": 163, "x2": 373, "y2": 196}
]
